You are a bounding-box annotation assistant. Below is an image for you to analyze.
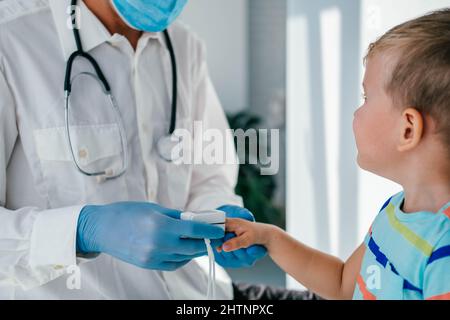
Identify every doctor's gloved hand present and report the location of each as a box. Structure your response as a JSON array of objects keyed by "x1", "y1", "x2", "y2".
[
  {"x1": 76, "y1": 202, "x2": 224, "y2": 271},
  {"x1": 214, "y1": 205, "x2": 267, "y2": 268}
]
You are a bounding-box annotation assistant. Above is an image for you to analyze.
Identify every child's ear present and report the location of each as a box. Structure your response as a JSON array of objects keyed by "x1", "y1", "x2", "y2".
[{"x1": 397, "y1": 108, "x2": 423, "y2": 152}]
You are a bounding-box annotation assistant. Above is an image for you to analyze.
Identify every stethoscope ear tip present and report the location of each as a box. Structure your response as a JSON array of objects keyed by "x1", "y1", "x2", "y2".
[
  {"x1": 96, "y1": 176, "x2": 107, "y2": 184},
  {"x1": 96, "y1": 168, "x2": 115, "y2": 184}
]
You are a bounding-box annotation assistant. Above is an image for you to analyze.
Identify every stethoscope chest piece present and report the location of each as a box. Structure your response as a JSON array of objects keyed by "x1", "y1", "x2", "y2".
[{"x1": 157, "y1": 134, "x2": 183, "y2": 162}]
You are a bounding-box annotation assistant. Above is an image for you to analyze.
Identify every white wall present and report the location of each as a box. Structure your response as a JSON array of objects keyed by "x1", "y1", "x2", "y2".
[
  {"x1": 286, "y1": 0, "x2": 450, "y2": 290},
  {"x1": 180, "y1": 0, "x2": 249, "y2": 114},
  {"x1": 287, "y1": 0, "x2": 362, "y2": 270}
]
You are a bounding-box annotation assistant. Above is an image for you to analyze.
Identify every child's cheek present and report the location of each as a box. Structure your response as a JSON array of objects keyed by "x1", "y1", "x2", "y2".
[
  {"x1": 353, "y1": 115, "x2": 364, "y2": 148},
  {"x1": 352, "y1": 115, "x2": 373, "y2": 170}
]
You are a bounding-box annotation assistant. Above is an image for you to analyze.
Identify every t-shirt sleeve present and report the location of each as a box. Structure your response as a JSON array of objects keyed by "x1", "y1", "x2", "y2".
[
  {"x1": 364, "y1": 196, "x2": 394, "y2": 246},
  {"x1": 363, "y1": 224, "x2": 373, "y2": 246},
  {"x1": 423, "y1": 232, "x2": 450, "y2": 300}
]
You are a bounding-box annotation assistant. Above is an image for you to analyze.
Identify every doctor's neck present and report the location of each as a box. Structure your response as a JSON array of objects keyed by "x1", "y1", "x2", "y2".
[{"x1": 83, "y1": 0, "x2": 142, "y2": 50}]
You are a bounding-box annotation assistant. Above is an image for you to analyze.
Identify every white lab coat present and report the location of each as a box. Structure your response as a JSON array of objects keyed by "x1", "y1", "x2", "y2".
[{"x1": 0, "y1": 0, "x2": 242, "y2": 299}]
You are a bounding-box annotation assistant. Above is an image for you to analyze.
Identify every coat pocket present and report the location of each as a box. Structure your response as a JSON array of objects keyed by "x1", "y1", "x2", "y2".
[{"x1": 33, "y1": 124, "x2": 128, "y2": 207}]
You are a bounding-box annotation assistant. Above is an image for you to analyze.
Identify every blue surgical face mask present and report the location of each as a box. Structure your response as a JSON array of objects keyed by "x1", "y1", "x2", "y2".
[{"x1": 111, "y1": 0, "x2": 188, "y2": 32}]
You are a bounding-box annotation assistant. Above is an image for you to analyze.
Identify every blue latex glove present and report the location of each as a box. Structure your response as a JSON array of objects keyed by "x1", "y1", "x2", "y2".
[
  {"x1": 214, "y1": 205, "x2": 267, "y2": 268},
  {"x1": 77, "y1": 202, "x2": 224, "y2": 271}
]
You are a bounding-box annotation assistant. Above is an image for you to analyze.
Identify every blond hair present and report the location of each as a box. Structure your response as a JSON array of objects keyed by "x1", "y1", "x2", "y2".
[{"x1": 365, "y1": 8, "x2": 450, "y2": 155}]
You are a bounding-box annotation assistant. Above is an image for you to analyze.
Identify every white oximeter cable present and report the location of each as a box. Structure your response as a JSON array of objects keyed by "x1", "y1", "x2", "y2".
[
  {"x1": 180, "y1": 210, "x2": 225, "y2": 300},
  {"x1": 204, "y1": 239, "x2": 216, "y2": 300}
]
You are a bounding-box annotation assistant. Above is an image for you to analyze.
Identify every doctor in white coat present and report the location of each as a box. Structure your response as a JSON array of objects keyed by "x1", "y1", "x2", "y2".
[{"x1": 0, "y1": 0, "x2": 270, "y2": 299}]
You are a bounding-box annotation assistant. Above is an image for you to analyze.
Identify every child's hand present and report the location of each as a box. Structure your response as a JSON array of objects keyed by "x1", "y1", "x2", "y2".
[{"x1": 218, "y1": 218, "x2": 271, "y2": 253}]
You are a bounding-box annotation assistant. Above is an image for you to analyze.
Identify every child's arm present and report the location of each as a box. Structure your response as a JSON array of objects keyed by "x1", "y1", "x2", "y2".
[{"x1": 220, "y1": 218, "x2": 366, "y2": 300}]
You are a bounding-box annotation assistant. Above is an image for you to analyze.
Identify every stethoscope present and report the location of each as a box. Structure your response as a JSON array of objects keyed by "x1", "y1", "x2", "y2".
[{"x1": 65, "y1": 0, "x2": 180, "y2": 182}]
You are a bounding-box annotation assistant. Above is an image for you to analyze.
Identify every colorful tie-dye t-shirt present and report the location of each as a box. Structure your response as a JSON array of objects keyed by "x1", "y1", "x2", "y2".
[{"x1": 353, "y1": 192, "x2": 450, "y2": 300}]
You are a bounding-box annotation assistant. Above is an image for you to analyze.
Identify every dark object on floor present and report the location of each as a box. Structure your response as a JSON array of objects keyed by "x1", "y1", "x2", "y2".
[{"x1": 232, "y1": 282, "x2": 323, "y2": 300}]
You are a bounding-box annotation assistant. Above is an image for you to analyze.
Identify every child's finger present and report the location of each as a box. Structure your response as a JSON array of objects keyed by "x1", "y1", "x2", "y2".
[
  {"x1": 222, "y1": 234, "x2": 250, "y2": 252},
  {"x1": 225, "y1": 218, "x2": 248, "y2": 234}
]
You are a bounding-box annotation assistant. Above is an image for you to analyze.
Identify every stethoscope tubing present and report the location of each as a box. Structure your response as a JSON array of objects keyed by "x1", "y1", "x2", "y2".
[{"x1": 65, "y1": 0, "x2": 179, "y2": 180}]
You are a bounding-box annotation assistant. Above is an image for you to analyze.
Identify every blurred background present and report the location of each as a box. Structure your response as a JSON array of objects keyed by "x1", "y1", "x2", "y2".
[{"x1": 180, "y1": 0, "x2": 450, "y2": 289}]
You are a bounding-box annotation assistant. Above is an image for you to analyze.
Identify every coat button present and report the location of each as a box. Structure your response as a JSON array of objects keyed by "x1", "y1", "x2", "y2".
[{"x1": 78, "y1": 148, "x2": 88, "y2": 159}]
